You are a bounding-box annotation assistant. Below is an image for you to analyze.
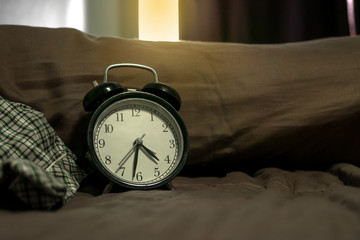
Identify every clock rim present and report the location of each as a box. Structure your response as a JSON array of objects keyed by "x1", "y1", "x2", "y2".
[{"x1": 87, "y1": 91, "x2": 189, "y2": 190}]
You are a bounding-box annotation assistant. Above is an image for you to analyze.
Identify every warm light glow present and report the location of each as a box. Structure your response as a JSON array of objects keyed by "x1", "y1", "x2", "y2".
[
  {"x1": 347, "y1": 0, "x2": 357, "y2": 36},
  {"x1": 0, "y1": 0, "x2": 85, "y2": 31},
  {"x1": 66, "y1": 0, "x2": 85, "y2": 31},
  {"x1": 138, "y1": 0, "x2": 179, "y2": 41}
]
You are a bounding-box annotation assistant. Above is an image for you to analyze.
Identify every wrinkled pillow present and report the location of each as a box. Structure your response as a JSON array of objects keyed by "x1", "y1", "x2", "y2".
[{"x1": 0, "y1": 97, "x2": 86, "y2": 209}]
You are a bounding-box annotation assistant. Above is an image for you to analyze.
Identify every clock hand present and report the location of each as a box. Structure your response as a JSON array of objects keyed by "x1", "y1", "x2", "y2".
[
  {"x1": 115, "y1": 134, "x2": 146, "y2": 173},
  {"x1": 139, "y1": 145, "x2": 159, "y2": 165},
  {"x1": 115, "y1": 146, "x2": 135, "y2": 173},
  {"x1": 142, "y1": 145, "x2": 159, "y2": 160},
  {"x1": 132, "y1": 144, "x2": 140, "y2": 180}
]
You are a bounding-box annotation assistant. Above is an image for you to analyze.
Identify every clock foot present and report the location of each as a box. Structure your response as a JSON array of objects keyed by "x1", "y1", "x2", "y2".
[
  {"x1": 164, "y1": 182, "x2": 175, "y2": 190},
  {"x1": 102, "y1": 181, "x2": 114, "y2": 194}
]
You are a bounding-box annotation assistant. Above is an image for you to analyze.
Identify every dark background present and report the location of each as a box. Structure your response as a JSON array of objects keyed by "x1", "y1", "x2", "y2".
[{"x1": 179, "y1": 0, "x2": 360, "y2": 43}]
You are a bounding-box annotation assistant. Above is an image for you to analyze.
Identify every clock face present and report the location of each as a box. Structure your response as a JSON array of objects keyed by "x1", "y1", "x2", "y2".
[{"x1": 88, "y1": 92, "x2": 188, "y2": 189}]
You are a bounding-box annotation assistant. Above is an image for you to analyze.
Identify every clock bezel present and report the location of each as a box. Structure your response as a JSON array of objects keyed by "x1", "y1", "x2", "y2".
[{"x1": 87, "y1": 91, "x2": 189, "y2": 190}]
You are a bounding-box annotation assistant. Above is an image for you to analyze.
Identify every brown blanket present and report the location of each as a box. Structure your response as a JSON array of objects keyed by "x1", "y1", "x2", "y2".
[
  {"x1": 1, "y1": 26, "x2": 360, "y2": 173},
  {"x1": 2, "y1": 166, "x2": 360, "y2": 239}
]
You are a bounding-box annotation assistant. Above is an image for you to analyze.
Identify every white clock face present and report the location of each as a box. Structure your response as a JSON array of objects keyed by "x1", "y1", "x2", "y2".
[{"x1": 89, "y1": 94, "x2": 186, "y2": 188}]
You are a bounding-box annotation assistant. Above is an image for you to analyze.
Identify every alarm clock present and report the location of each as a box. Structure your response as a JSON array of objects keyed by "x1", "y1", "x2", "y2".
[{"x1": 83, "y1": 63, "x2": 189, "y2": 190}]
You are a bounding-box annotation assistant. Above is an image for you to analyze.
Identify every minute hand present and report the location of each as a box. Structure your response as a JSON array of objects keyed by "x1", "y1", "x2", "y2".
[
  {"x1": 116, "y1": 134, "x2": 145, "y2": 173},
  {"x1": 132, "y1": 144, "x2": 140, "y2": 180}
]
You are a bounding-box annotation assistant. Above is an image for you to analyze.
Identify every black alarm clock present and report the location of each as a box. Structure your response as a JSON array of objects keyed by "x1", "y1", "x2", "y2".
[{"x1": 83, "y1": 63, "x2": 189, "y2": 190}]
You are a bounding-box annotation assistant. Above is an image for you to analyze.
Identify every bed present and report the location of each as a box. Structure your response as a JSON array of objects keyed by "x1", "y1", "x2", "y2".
[{"x1": 1, "y1": 25, "x2": 360, "y2": 240}]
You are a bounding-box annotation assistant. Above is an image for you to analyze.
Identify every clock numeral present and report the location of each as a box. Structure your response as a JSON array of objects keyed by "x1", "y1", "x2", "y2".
[
  {"x1": 164, "y1": 155, "x2": 171, "y2": 164},
  {"x1": 98, "y1": 139, "x2": 105, "y2": 148},
  {"x1": 116, "y1": 113, "x2": 124, "y2": 122},
  {"x1": 150, "y1": 113, "x2": 154, "y2": 121},
  {"x1": 169, "y1": 139, "x2": 175, "y2": 149},
  {"x1": 162, "y1": 123, "x2": 168, "y2": 132},
  {"x1": 104, "y1": 124, "x2": 113, "y2": 133},
  {"x1": 154, "y1": 167, "x2": 160, "y2": 177},
  {"x1": 132, "y1": 108, "x2": 141, "y2": 117},
  {"x1": 105, "y1": 155, "x2": 111, "y2": 165},
  {"x1": 136, "y1": 172, "x2": 143, "y2": 181},
  {"x1": 117, "y1": 167, "x2": 125, "y2": 176}
]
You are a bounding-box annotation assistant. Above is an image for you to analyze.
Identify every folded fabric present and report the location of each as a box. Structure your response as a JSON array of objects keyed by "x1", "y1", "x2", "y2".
[{"x1": 0, "y1": 96, "x2": 86, "y2": 209}]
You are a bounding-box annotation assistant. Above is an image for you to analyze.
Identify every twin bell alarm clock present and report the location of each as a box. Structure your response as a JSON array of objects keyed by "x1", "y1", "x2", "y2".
[{"x1": 83, "y1": 63, "x2": 189, "y2": 190}]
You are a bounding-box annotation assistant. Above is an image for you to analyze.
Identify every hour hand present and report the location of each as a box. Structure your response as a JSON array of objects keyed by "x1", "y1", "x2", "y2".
[{"x1": 140, "y1": 145, "x2": 159, "y2": 165}]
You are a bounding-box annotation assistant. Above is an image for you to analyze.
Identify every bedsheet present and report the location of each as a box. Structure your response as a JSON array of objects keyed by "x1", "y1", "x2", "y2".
[{"x1": 1, "y1": 166, "x2": 360, "y2": 240}]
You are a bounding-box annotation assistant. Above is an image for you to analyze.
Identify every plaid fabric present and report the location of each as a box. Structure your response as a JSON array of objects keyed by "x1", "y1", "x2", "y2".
[{"x1": 0, "y1": 96, "x2": 86, "y2": 210}]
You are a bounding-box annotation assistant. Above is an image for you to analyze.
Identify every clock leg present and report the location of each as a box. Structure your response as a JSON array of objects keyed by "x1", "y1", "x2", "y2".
[
  {"x1": 102, "y1": 181, "x2": 114, "y2": 194},
  {"x1": 164, "y1": 182, "x2": 175, "y2": 190}
]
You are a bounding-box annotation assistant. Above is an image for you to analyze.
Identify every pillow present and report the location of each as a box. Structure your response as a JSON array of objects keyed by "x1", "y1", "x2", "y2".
[
  {"x1": 1, "y1": 25, "x2": 360, "y2": 175},
  {"x1": 0, "y1": 97, "x2": 86, "y2": 209}
]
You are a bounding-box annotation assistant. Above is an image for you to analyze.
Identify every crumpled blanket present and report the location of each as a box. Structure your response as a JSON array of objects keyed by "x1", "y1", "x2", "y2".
[{"x1": 0, "y1": 96, "x2": 86, "y2": 210}]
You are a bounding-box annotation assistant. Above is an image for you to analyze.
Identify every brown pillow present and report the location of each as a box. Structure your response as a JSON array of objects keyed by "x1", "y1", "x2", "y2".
[{"x1": 1, "y1": 25, "x2": 360, "y2": 175}]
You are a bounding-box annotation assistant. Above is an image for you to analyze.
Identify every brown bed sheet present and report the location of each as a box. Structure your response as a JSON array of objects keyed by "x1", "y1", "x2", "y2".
[
  {"x1": 1, "y1": 25, "x2": 360, "y2": 174},
  {"x1": 2, "y1": 165, "x2": 360, "y2": 240}
]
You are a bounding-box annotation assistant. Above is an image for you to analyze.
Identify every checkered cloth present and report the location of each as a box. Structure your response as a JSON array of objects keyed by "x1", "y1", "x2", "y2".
[{"x1": 0, "y1": 96, "x2": 86, "y2": 210}]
